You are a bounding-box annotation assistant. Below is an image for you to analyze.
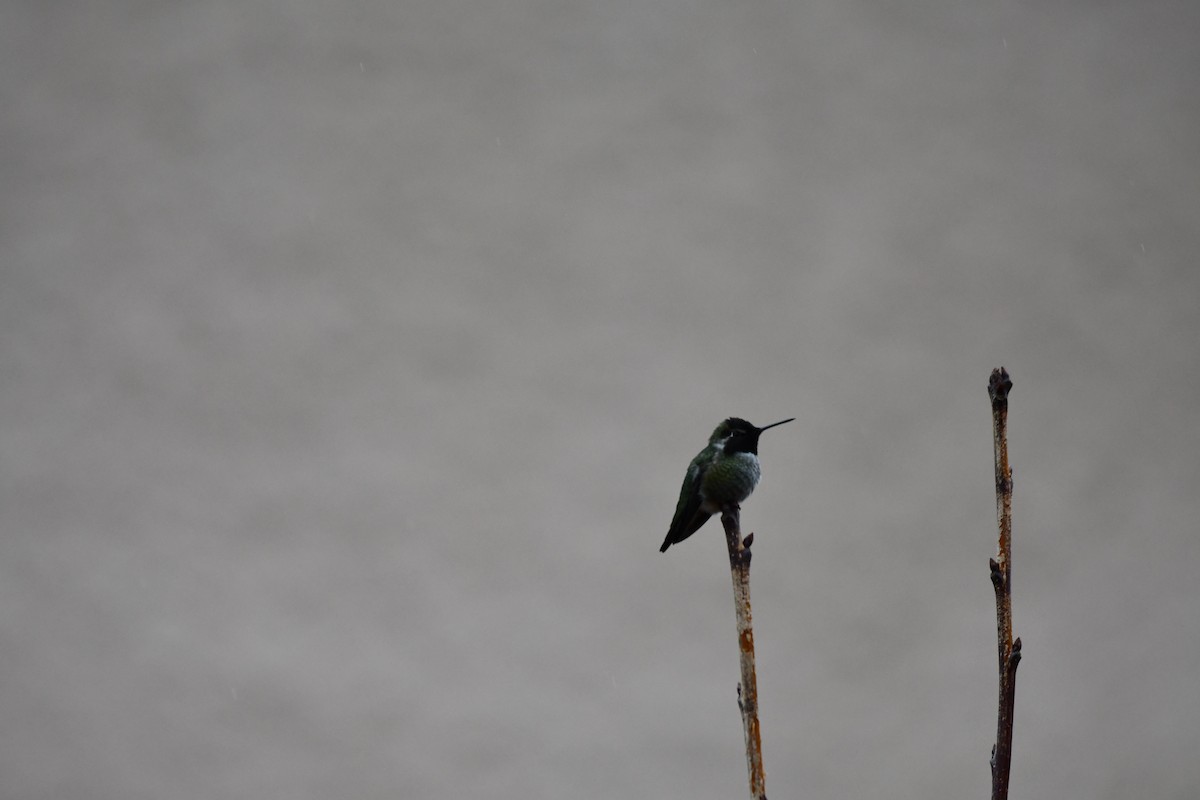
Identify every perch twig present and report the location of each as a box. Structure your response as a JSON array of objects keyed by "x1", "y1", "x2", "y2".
[
  {"x1": 988, "y1": 367, "x2": 1022, "y2": 800},
  {"x1": 720, "y1": 505, "x2": 767, "y2": 800}
]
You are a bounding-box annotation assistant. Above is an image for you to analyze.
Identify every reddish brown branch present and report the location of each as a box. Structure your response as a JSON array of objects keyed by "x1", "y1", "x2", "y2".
[
  {"x1": 720, "y1": 506, "x2": 767, "y2": 800},
  {"x1": 988, "y1": 367, "x2": 1020, "y2": 800}
]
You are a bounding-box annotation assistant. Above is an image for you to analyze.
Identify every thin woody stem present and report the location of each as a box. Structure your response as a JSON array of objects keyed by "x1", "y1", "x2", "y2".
[
  {"x1": 988, "y1": 367, "x2": 1021, "y2": 800},
  {"x1": 720, "y1": 505, "x2": 767, "y2": 800}
]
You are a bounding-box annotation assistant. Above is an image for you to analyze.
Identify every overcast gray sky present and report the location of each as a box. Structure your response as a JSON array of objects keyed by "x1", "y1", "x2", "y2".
[{"x1": 3, "y1": 2, "x2": 1199, "y2": 799}]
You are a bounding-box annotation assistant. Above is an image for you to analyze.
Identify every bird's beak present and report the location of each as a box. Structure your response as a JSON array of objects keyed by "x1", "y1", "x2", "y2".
[{"x1": 757, "y1": 418, "x2": 795, "y2": 432}]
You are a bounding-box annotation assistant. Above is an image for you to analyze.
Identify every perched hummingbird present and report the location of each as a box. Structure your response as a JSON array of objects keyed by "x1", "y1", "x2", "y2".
[{"x1": 659, "y1": 417, "x2": 794, "y2": 552}]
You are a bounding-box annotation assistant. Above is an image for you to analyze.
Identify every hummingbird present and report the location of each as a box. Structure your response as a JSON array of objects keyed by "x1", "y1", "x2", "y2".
[{"x1": 659, "y1": 417, "x2": 794, "y2": 552}]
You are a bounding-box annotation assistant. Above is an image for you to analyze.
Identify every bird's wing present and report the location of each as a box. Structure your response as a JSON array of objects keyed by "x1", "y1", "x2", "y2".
[{"x1": 660, "y1": 461, "x2": 710, "y2": 552}]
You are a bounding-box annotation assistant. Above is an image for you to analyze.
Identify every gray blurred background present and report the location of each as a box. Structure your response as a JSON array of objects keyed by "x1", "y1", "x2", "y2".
[{"x1": 3, "y1": 2, "x2": 1198, "y2": 798}]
